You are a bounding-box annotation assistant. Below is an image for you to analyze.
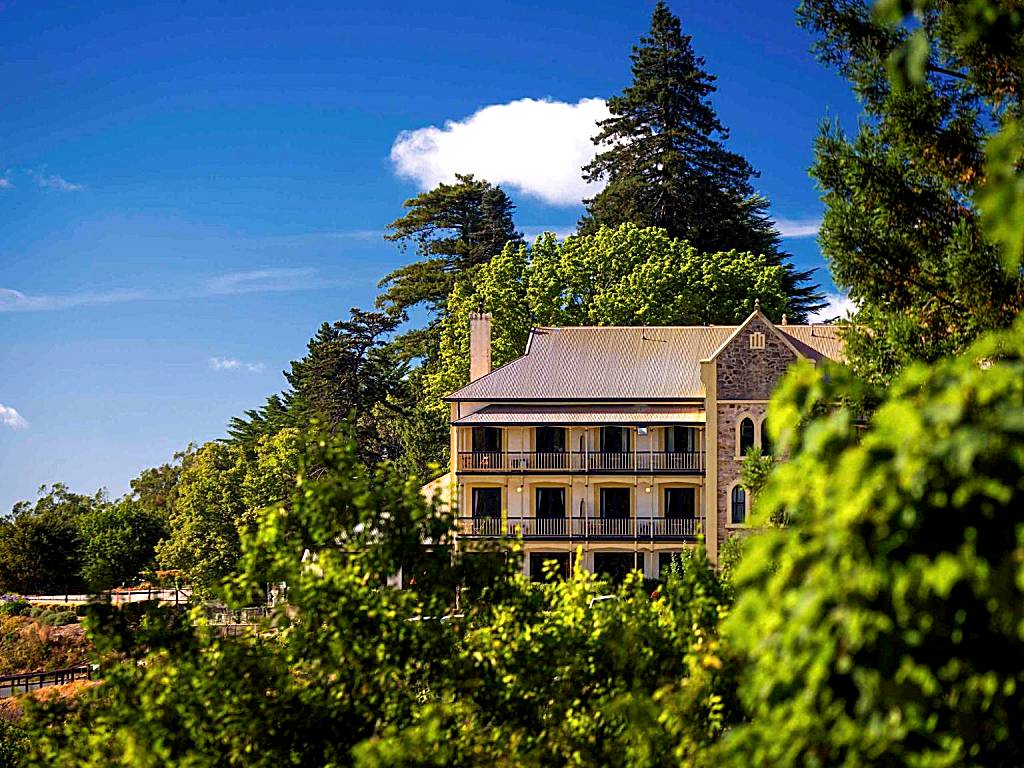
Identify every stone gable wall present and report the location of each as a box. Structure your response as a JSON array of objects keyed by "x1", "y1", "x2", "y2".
[{"x1": 716, "y1": 316, "x2": 797, "y2": 400}]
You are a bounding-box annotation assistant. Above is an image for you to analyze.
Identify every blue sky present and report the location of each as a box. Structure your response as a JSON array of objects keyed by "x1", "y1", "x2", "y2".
[{"x1": 0, "y1": 0, "x2": 860, "y2": 513}]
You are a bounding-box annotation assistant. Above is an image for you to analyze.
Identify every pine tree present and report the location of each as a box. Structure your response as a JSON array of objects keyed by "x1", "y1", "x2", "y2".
[
  {"x1": 799, "y1": 0, "x2": 1024, "y2": 382},
  {"x1": 581, "y1": 1, "x2": 821, "y2": 320},
  {"x1": 378, "y1": 173, "x2": 522, "y2": 320}
]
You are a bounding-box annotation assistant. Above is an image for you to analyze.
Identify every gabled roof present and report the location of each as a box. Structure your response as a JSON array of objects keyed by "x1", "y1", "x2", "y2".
[
  {"x1": 446, "y1": 322, "x2": 845, "y2": 402},
  {"x1": 702, "y1": 309, "x2": 803, "y2": 363}
]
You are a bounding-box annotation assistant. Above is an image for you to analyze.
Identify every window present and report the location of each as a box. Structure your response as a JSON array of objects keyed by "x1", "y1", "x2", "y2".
[
  {"x1": 530, "y1": 552, "x2": 573, "y2": 582},
  {"x1": 665, "y1": 426, "x2": 697, "y2": 453},
  {"x1": 738, "y1": 418, "x2": 755, "y2": 455},
  {"x1": 536, "y1": 426, "x2": 566, "y2": 453},
  {"x1": 593, "y1": 552, "x2": 640, "y2": 584},
  {"x1": 731, "y1": 486, "x2": 746, "y2": 524},
  {"x1": 536, "y1": 487, "x2": 566, "y2": 519},
  {"x1": 472, "y1": 427, "x2": 501, "y2": 453},
  {"x1": 472, "y1": 487, "x2": 502, "y2": 519},
  {"x1": 750, "y1": 331, "x2": 766, "y2": 350},
  {"x1": 664, "y1": 487, "x2": 696, "y2": 519},
  {"x1": 601, "y1": 426, "x2": 630, "y2": 453},
  {"x1": 760, "y1": 419, "x2": 772, "y2": 455},
  {"x1": 600, "y1": 487, "x2": 631, "y2": 519}
]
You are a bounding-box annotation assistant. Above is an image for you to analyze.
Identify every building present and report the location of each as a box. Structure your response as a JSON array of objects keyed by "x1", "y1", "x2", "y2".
[{"x1": 440, "y1": 306, "x2": 844, "y2": 581}]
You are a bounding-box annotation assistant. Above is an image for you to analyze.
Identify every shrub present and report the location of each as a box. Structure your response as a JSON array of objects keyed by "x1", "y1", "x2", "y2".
[
  {"x1": 0, "y1": 600, "x2": 29, "y2": 618},
  {"x1": 0, "y1": 720, "x2": 28, "y2": 768}
]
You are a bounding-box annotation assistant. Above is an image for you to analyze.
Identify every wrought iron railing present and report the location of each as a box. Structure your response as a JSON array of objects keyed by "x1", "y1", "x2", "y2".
[
  {"x1": 455, "y1": 516, "x2": 705, "y2": 540},
  {"x1": 456, "y1": 451, "x2": 704, "y2": 473}
]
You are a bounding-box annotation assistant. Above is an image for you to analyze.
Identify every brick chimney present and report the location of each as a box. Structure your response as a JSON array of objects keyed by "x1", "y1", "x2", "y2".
[{"x1": 469, "y1": 312, "x2": 492, "y2": 381}]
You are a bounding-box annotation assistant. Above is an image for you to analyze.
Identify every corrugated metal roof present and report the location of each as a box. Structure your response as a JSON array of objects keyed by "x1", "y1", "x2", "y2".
[
  {"x1": 447, "y1": 321, "x2": 846, "y2": 402},
  {"x1": 453, "y1": 403, "x2": 707, "y2": 426},
  {"x1": 778, "y1": 325, "x2": 846, "y2": 362}
]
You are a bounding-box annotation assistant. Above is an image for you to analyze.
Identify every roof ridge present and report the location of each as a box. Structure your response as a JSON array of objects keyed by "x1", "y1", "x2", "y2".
[{"x1": 536, "y1": 324, "x2": 738, "y2": 331}]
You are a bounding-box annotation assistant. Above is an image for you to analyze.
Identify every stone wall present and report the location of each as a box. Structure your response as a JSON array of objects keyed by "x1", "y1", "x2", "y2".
[
  {"x1": 716, "y1": 315, "x2": 797, "y2": 400},
  {"x1": 714, "y1": 316, "x2": 797, "y2": 551},
  {"x1": 715, "y1": 402, "x2": 765, "y2": 551}
]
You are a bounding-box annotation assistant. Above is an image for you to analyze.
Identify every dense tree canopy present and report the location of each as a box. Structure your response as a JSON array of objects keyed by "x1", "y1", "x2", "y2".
[
  {"x1": 582, "y1": 1, "x2": 821, "y2": 320},
  {"x1": 77, "y1": 499, "x2": 167, "y2": 592},
  {"x1": 422, "y1": 224, "x2": 791, "y2": 438},
  {"x1": 799, "y1": 0, "x2": 1024, "y2": 381},
  {"x1": 228, "y1": 309, "x2": 407, "y2": 468},
  {"x1": 0, "y1": 485, "x2": 98, "y2": 595},
  {"x1": 156, "y1": 429, "x2": 303, "y2": 595},
  {"x1": 23, "y1": 434, "x2": 738, "y2": 768},
  {"x1": 377, "y1": 174, "x2": 522, "y2": 357}
]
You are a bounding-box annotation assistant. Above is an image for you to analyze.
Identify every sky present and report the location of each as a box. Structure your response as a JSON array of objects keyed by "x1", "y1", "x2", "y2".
[{"x1": 0, "y1": 0, "x2": 862, "y2": 514}]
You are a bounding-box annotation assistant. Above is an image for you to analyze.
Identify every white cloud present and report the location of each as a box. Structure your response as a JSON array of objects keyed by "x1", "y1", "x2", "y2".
[
  {"x1": 0, "y1": 287, "x2": 147, "y2": 312},
  {"x1": 1, "y1": 268, "x2": 327, "y2": 313},
  {"x1": 202, "y1": 268, "x2": 319, "y2": 296},
  {"x1": 809, "y1": 292, "x2": 857, "y2": 323},
  {"x1": 209, "y1": 357, "x2": 265, "y2": 373},
  {"x1": 0, "y1": 176, "x2": 12, "y2": 190},
  {"x1": 0, "y1": 404, "x2": 28, "y2": 430},
  {"x1": 776, "y1": 217, "x2": 821, "y2": 239},
  {"x1": 521, "y1": 226, "x2": 578, "y2": 241},
  {"x1": 31, "y1": 170, "x2": 82, "y2": 191},
  {"x1": 391, "y1": 97, "x2": 611, "y2": 207}
]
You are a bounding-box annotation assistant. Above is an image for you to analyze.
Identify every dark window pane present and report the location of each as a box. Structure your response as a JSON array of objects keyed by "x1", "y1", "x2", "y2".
[
  {"x1": 536, "y1": 427, "x2": 566, "y2": 453},
  {"x1": 665, "y1": 488, "x2": 696, "y2": 519},
  {"x1": 601, "y1": 426, "x2": 629, "y2": 453},
  {"x1": 731, "y1": 486, "x2": 746, "y2": 524},
  {"x1": 760, "y1": 420, "x2": 772, "y2": 455},
  {"x1": 536, "y1": 488, "x2": 566, "y2": 519},
  {"x1": 472, "y1": 488, "x2": 502, "y2": 519},
  {"x1": 530, "y1": 552, "x2": 572, "y2": 582},
  {"x1": 666, "y1": 426, "x2": 697, "y2": 453},
  {"x1": 472, "y1": 427, "x2": 501, "y2": 453},
  {"x1": 600, "y1": 487, "x2": 631, "y2": 519},
  {"x1": 739, "y1": 418, "x2": 755, "y2": 454},
  {"x1": 593, "y1": 552, "x2": 640, "y2": 583}
]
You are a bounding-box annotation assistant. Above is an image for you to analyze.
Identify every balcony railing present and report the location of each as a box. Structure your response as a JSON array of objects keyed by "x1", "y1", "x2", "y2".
[
  {"x1": 456, "y1": 516, "x2": 704, "y2": 540},
  {"x1": 456, "y1": 451, "x2": 704, "y2": 474}
]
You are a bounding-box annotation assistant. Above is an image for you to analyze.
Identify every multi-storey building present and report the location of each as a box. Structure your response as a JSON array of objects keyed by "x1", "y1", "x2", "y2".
[{"x1": 437, "y1": 306, "x2": 844, "y2": 581}]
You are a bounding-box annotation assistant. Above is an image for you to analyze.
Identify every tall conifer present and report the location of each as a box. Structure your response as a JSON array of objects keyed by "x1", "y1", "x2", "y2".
[{"x1": 582, "y1": 1, "x2": 821, "y2": 319}]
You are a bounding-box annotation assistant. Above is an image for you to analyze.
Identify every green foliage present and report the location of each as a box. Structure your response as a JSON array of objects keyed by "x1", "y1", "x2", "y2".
[
  {"x1": 799, "y1": 0, "x2": 1024, "y2": 382},
  {"x1": 872, "y1": 0, "x2": 1024, "y2": 270},
  {"x1": 0, "y1": 720, "x2": 28, "y2": 768},
  {"x1": 0, "y1": 485, "x2": 101, "y2": 595},
  {"x1": 156, "y1": 429, "x2": 304, "y2": 595},
  {"x1": 738, "y1": 447, "x2": 775, "y2": 501},
  {"x1": 22, "y1": 435, "x2": 737, "y2": 767},
  {"x1": 227, "y1": 309, "x2": 408, "y2": 468},
  {"x1": 0, "y1": 599, "x2": 30, "y2": 617},
  {"x1": 77, "y1": 499, "x2": 167, "y2": 592},
  {"x1": 581, "y1": 2, "x2": 821, "y2": 319},
  {"x1": 718, "y1": 317, "x2": 1024, "y2": 765},
  {"x1": 127, "y1": 448, "x2": 192, "y2": 521},
  {"x1": 424, "y1": 224, "x2": 791, "y2": 423},
  {"x1": 378, "y1": 173, "x2": 522, "y2": 323}
]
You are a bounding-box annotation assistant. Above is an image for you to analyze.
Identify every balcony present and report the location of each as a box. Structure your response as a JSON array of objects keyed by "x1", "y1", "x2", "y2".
[
  {"x1": 456, "y1": 450, "x2": 704, "y2": 474},
  {"x1": 456, "y1": 515, "x2": 705, "y2": 540}
]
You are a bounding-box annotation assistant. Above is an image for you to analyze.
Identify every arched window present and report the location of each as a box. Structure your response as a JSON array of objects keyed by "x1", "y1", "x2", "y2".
[
  {"x1": 731, "y1": 486, "x2": 746, "y2": 524},
  {"x1": 760, "y1": 419, "x2": 771, "y2": 455},
  {"x1": 738, "y1": 417, "x2": 755, "y2": 455}
]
